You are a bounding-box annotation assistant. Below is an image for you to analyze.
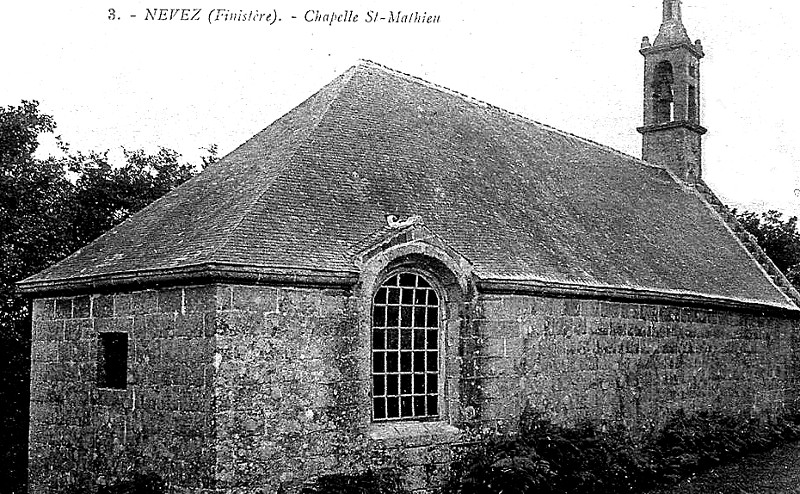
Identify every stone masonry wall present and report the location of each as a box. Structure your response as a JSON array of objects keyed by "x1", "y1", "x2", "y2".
[
  {"x1": 28, "y1": 287, "x2": 217, "y2": 493},
  {"x1": 210, "y1": 284, "x2": 800, "y2": 494},
  {"x1": 216, "y1": 286, "x2": 456, "y2": 493},
  {"x1": 28, "y1": 284, "x2": 800, "y2": 494},
  {"x1": 213, "y1": 285, "x2": 359, "y2": 492},
  {"x1": 213, "y1": 284, "x2": 464, "y2": 494},
  {"x1": 470, "y1": 294, "x2": 800, "y2": 435}
]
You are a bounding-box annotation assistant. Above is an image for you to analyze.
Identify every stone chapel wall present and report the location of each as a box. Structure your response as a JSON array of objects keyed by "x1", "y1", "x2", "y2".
[
  {"x1": 470, "y1": 294, "x2": 800, "y2": 435},
  {"x1": 28, "y1": 287, "x2": 217, "y2": 493},
  {"x1": 27, "y1": 284, "x2": 800, "y2": 494}
]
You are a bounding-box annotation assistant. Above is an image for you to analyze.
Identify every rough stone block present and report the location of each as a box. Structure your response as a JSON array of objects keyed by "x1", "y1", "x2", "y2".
[
  {"x1": 73, "y1": 296, "x2": 91, "y2": 318},
  {"x1": 159, "y1": 288, "x2": 183, "y2": 314},
  {"x1": 563, "y1": 299, "x2": 581, "y2": 317},
  {"x1": 599, "y1": 301, "x2": 621, "y2": 318},
  {"x1": 31, "y1": 341, "x2": 58, "y2": 363},
  {"x1": 64, "y1": 319, "x2": 92, "y2": 341},
  {"x1": 32, "y1": 320, "x2": 63, "y2": 341},
  {"x1": 278, "y1": 289, "x2": 321, "y2": 319},
  {"x1": 659, "y1": 306, "x2": 680, "y2": 323},
  {"x1": 233, "y1": 286, "x2": 278, "y2": 313},
  {"x1": 216, "y1": 311, "x2": 264, "y2": 337},
  {"x1": 130, "y1": 290, "x2": 158, "y2": 315},
  {"x1": 55, "y1": 298, "x2": 73, "y2": 319},
  {"x1": 145, "y1": 313, "x2": 176, "y2": 339},
  {"x1": 175, "y1": 313, "x2": 205, "y2": 338},
  {"x1": 92, "y1": 294, "x2": 115, "y2": 318},
  {"x1": 33, "y1": 299, "x2": 55, "y2": 321},
  {"x1": 177, "y1": 285, "x2": 214, "y2": 314},
  {"x1": 214, "y1": 285, "x2": 233, "y2": 311},
  {"x1": 95, "y1": 316, "x2": 132, "y2": 333}
]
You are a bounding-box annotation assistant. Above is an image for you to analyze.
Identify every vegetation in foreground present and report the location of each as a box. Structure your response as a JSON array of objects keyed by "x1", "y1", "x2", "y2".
[
  {"x1": 55, "y1": 409, "x2": 800, "y2": 494},
  {"x1": 445, "y1": 410, "x2": 800, "y2": 494}
]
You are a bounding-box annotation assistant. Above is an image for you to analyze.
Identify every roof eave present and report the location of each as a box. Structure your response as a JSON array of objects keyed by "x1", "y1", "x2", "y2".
[
  {"x1": 477, "y1": 278, "x2": 800, "y2": 316},
  {"x1": 16, "y1": 262, "x2": 360, "y2": 297},
  {"x1": 18, "y1": 263, "x2": 799, "y2": 316}
]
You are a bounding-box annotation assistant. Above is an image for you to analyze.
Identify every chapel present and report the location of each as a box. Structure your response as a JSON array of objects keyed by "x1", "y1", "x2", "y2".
[{"x1": 20, "y1": 1, "x2": 800, "y2": 492}]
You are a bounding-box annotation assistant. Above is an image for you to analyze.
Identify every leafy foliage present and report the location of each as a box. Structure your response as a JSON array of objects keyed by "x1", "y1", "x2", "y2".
[
  {"x1": 733, "y1": 208, "x2": 800, "y2": 287},
  {"x1": 648, "y1": 410, "x2": 800, "y2": 483},
  {"x1": 450, "y1": 438, "x2": 554, "y2": 494},
  {"x1": 449, "y1": 412, "x2": 654, "y2": 494},
  {"x1": 62, "y1": 472, "x2": 166, "y2": 494},
  {"x1": 0, "y1": 101, "x2": 206, "y2": 492},
  {"x1": 300, "y1": 469, "x2": 409, "y2": 494},
  {"x1": 64, "y1": 147, "x2": 197, "y2": 247},
  {"x1": 446, "y1": 410, "x2": 800, "y2": 494}
]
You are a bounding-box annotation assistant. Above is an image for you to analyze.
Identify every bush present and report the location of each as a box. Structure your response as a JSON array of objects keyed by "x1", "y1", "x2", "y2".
[
  {"x1": 301, "y1": 469, "x2": 409, "y2": 494},
  {"x1": 61, "y1": 472, "x2": 165, "y2": 494},
  {"x1": 520, "y1": 414, "x2": 654, "y2": 493},
  {"x1": 98, "y1": 472, "x2": 165, "y2": 494},
  {"x1": 449, "y1": 413, "x2": 654, "y2": 494},
  {"x1": 446, "y1": 410, "x2": 800, "y2": 494},
  {"x1": 648, "y1": 410, "x2": 800, "y2": 482},
  {"x1": 450, "y1": 436, "x2": 554, "y2": 494}
]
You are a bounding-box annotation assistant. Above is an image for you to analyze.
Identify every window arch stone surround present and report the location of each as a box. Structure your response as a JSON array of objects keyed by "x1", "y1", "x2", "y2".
[{"x1": 354, "y1": 237, "x2": 474, "y2": 437}]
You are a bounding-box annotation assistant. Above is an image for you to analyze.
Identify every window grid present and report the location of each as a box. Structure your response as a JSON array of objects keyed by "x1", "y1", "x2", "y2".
[{"x1": 372, "y1": 272, "x2": 440, "y2": 421}]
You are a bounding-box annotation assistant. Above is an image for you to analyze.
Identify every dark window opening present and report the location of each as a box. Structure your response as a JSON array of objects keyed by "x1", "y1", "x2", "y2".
[
  {"x1": 98, "y1": 332, "x2": 128, "y2": 389},
  {"x1": 372, "y1": 272, "x2": 440, "y2": 421},
  {"x1": 688, "y1": 85, "x2": 697, "y2": 122},
  {"x1": 653, "y1": 61, "x2": 674, "y2": 124}
]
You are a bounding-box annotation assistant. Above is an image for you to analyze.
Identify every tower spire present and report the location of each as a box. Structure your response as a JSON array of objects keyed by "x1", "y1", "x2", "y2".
[
  {"x1": 655, "y1": 0, "x2": 691, "y2": 46},
  {"x1": 637, "y1": 0, "x2": 706, "y2": 183}
]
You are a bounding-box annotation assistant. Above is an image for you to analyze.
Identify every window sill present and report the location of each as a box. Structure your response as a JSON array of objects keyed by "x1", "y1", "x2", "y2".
[{"x1": 369, "y1": 420, "x2": 461, "y2": 442}]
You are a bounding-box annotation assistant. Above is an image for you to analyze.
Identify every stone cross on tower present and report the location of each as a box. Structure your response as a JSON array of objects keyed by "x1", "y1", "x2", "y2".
[
  {"x1": 663, "y1": 0, "x2": 680, "y2": 22},
  {"x1": 637, "y1": 0, "x2": 706, "y2": 183}
]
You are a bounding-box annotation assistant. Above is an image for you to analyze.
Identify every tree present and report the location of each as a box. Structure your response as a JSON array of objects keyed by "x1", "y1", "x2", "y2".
[
  {"x1": 1, "y1": 101, "x2": 72, "y2": 493},
  {"x1": 0, "y1": 100, "x2": 207, "y2": 492},
  {"x1": 733, "y1": 209, "x2": 800, "y2": 288},
  {"x1": 1, "y1": 102, "x2": 73, "y2": 328},
  {"x1": 64, "y1": 147, "x2": 198, "y2": 247}
]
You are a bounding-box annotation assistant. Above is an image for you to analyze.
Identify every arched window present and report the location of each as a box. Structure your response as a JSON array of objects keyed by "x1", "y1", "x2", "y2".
[
  {"x1": 687, "y1": 84, "x2": 697, "y2": 122},
  {"x1": 371, "y1": 272, "x2": 440, "y2": 421},
  {"x1": 653, "y1": 61, "x2": 674, "y2": 123}
]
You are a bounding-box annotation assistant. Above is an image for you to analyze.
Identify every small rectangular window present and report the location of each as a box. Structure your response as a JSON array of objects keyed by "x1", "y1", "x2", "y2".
[{"x1": 98, "y1": 332, "x2": 128, "y2": 389}]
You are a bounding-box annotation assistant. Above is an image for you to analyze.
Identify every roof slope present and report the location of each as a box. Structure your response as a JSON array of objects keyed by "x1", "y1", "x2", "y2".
[{"x1": 21, "y1": 61, "x2": 796, "y2": 310}]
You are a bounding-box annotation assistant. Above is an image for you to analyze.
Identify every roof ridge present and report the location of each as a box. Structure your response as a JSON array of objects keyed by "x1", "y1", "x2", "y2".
[
  {"x1": 357, "y1": 59, "x2": 663, "y2": 171},
  {"x1": 205, "y1": 67, "x2": 358, "y2": 264}
]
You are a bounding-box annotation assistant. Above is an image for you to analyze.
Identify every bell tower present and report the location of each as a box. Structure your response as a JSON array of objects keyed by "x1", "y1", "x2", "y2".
[{"x1": 637, "y1": 0, "x2": 706, "y2": 183}]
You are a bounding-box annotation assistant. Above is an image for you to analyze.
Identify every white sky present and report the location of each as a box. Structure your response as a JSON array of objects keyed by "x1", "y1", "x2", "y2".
[{"x1": 3, "y1": 1, "x2": 799, "y2": 219}]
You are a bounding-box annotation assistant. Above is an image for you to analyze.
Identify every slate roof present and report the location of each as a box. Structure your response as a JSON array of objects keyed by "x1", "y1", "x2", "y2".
[{"x1": 19, "y1": 61, "x2": 797, "y2": 310}]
